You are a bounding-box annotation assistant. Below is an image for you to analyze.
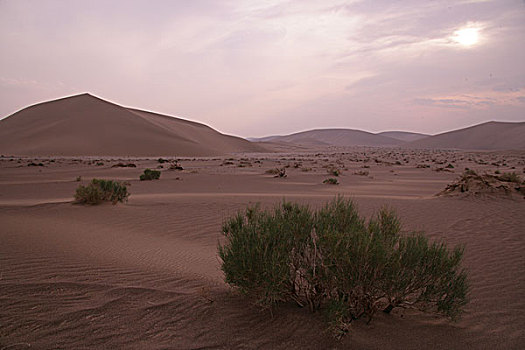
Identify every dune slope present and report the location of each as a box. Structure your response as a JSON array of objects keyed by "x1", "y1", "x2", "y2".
[
  {"x1": 408, "y1": 121, "x2": 525, "y2": 150},
  {"x1": 0, "y1": 94, "x2": 264, "y2": 156},
  {"x1": 253, "y1": 129, "x2": 404, "y2": 147}
]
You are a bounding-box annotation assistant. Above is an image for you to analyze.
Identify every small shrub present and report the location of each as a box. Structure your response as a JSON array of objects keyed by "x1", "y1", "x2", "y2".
[
  {"x1": 265, "y1": 168, "x2": 281, "y2": 175},
  {"x1": 498, "y1": 172, "x2": 521, "y2": 183},
  {"x1": 74, "y1": 179, "x2": 129, "y2": 205},
  {"x1": 323, "y1": 178, "x2": 339, "y2": 185},
  {"x1": 112, "y1": 163, "x2": 136, "y2": 168},
  {"x1": 219, "y1": 198, "x2": 469, "y2": 333},
  {"x1": 328, "y1": 168, "x2": 341, "y2": 176},
  {"x1": 266, "y1": 168, "x2": 287, "y2": 178},
  {"x1": 140, "y1": 168, "x2": 161, "y2": 181},
  {"x1": 168, "y1": 162, "x2": 184, "y2": 170},
  {"x1": 76, "y1": 176, "x2": 82, "y2": 182}
]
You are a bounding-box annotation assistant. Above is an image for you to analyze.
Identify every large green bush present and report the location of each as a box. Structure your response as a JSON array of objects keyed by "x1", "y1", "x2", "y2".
[
  {"x1": 218, "y1": 197, "x2": 468, "y2": 331},
  {"x1": 74, "y1": 179, "x2": 129, "y2": 205}
]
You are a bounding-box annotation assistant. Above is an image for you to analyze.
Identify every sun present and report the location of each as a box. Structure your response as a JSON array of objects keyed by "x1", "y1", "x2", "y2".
[{"x1": 452, "y1": 27, "x2": 480, "y2": 47}]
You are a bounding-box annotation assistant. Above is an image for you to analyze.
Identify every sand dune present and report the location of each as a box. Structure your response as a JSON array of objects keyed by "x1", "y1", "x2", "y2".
[
  {"x1": 251, "y1": 128, "x2": 404, "y2": 147},
  {"x1": 377, "y1": 131, "x2": 429, "y2": 142},
  {"x1": 407, "y1": 121, "x2": 525, "y2": 150},
  {"x1": 253, "y1": 121, "x2": 525, "y2": 151},
  {"x1": 0, "y1": 94, "x2": 265, "y2": 157}
]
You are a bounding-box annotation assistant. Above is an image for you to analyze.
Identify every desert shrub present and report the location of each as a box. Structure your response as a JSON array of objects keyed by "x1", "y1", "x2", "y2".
[
  {"x1": 140, "y1": 168, "x2": 161, "y2": 181},
  {"x1": 219, "y1": 198, "x2": 468, "y2": 333},
  {"x1": 265, "y1": 168, "x2": 281, "y2": 175},
  {"x1": 497, "y1": 172, "x2": 521, "y2": 183},
  {"x1": 112, "y1": 162, "x2": 136, "y2": 168},
  {"x1": 219, "y1": 203, "x2": 315, "y2": 308},
  {"x1": 323, "y1": 178, "x2": 339, "y2": 185},
  {"x1": 169, "y1": 162, "x2": 184, "y2": 170},
  {"x1": 328, "y1": 168, "x2": 341, "y2": 176},
  {"x1": 27, "y1": 162, "x2": 44, "y2": 167},
  {"x1": 74, "y1": 179, "x2": 129, "y2": 205}
]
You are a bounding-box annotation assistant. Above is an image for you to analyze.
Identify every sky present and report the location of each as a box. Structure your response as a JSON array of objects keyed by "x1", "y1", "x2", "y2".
[{"x1": 0, "y1": 0, "x2": 524, "y2": 138}]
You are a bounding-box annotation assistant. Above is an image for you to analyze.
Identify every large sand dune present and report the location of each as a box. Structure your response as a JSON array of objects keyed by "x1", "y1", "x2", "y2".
[
  {"x1": 407, "y1": 121, "x2": 525, "y2": 150},
  {"x1": 0, "y1": 94, "x2": 265, "y2": 157},
  {"x1": 1, "y1": 149, "x2": 524, "y2": 348}
]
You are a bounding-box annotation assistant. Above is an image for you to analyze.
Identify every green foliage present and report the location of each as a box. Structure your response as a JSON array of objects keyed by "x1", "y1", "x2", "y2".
[
  {"x1": 219, "y1": 197, "x2": 469, "y2": 332},
  {"x1": 323, "y1": 178, "x2": 339, "y2": 185},
  {"x1": 140, "y1": 168, "x2": 161, "y2": 181},
  {"x1": 328, "y1": 168, "x2": 341, "y2": 176},
  {"x1": 74, "y1": 179, "x2": 129, "y2": 205}
]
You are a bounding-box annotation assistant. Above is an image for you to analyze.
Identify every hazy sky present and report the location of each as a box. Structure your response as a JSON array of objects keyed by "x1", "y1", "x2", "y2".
[{"x1": 1, "y1": 0, "x2": 524, "y2": 137}]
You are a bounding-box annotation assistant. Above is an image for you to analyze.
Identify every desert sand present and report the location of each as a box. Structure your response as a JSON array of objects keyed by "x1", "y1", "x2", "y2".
[
  {"x1": 0, "y1": 94, "x2": 265, "y2": 157},
  {"x1": 1, "y1": 148, "x2": 524, "y2": 349}
]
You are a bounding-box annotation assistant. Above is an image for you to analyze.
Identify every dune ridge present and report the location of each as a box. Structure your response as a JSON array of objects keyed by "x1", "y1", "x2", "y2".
[
  {"x1": 252, "y1": 121, "x2": 525, "y2": 150},
  {"x1": 407, "y1": 121, "x2": 525, "y2": 150},
  {"x1": 0, "y1": 93, "x2": 265, "y2": 157}
]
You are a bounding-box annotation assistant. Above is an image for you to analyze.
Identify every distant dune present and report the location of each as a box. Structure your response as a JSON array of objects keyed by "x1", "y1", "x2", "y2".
[
  {"x1": 407, "y1": 121, "x2": 525, "y2": 150},
  {"x1": 252, "y1": 121, "x2": 525, "y2": 150},
  {"x1": 377, "y1": 131, "x2": 429, "y2": 142},
  {"x1": 0, "y1": 94, "x2": 265, "y2": 157},
  {"x1": 251, "y1": 129, "x2": 404, "y2": 147}
]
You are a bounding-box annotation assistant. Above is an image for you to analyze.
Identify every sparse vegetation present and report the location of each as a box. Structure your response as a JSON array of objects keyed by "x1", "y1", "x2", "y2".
[
  {"x1": 323, "y1": 178, "x2": 339, "y2": 185},
  {"x1": 112, "y1": 163, "x2": 136, "y2": 168},
  {"x1": 327, "y1": 168, "x2": 341, "y2": 176},
  {"x1": 219, "y1": 198, "x2": 469, "y2": 335},
  {"x1": 439, "y1": 169, "x2": 524, "y2": 197},
  {"x1": 140, "y1": 168, "x2": 161, "y2": 181},
  {"x1": 168, "y1": 162, "x2": 184, "y2": 170},
  {"x1": 497, "y1": 172, "x2": 521, "y2": 184},
  {"x1": 266, "y1": 167, "x2": 287, "y2": 178},
  {"x1": 265, "y1": 168, "x2": 281, "y2": 175},
  {"x1": 74, "y1": 179, "x2": 129, "y2": 205}
]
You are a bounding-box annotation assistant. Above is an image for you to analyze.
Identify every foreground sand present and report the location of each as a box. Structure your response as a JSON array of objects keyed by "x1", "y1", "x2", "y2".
[{"x1": 1, "y1": 149, "x2": 524, "y2": 349}]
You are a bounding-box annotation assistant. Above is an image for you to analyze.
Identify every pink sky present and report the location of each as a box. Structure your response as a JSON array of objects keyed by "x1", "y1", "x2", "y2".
[{"x1": 1, "y1": 0, "x2": 524, "y2": 137}]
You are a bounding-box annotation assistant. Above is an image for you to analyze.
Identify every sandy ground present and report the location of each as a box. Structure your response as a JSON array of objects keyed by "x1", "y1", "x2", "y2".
[{"x1": 1, "y1": 148, "x2": 524, "y2": 349}]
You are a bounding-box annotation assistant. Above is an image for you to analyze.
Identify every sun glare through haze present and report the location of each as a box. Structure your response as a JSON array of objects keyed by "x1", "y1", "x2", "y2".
[{"x1": 452, "y1": 26, "x2": 481, "y2": 47}]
